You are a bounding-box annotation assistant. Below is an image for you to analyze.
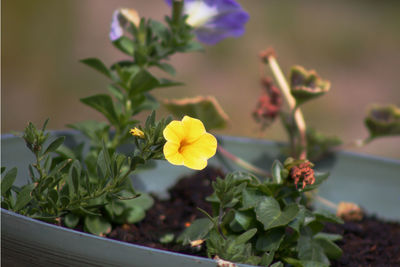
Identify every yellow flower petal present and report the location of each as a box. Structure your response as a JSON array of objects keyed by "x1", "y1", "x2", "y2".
[
  {"x1": 163, "y1": 115, "x2": 217, "y2": 170},
  {"x1": 181, "y1": 116, "x2": 206, "y2": 143},
  {"x1": 163, "y1": 142, "x2": 184, "y2": 165},
  {"x1": 163, "y1": 120, "x2": 185, "y2": 143}
]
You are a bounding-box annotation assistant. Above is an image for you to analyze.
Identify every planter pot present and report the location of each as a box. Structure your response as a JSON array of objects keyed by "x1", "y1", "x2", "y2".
[{"x1": 2, "y1": 131, "x2": 400, "y2": 267}]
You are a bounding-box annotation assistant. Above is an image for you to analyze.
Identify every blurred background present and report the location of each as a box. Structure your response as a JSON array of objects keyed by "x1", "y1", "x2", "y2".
[{"x1": 2, "y1": 0, "x2": 400, "y2": 159}]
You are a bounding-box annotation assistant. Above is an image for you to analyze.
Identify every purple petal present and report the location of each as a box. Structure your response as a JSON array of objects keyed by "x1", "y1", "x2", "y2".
[
  {"x1": 196, "y1": 9, "x2": 249, "y2": 44},
  {"x1": 109, "y1": 10, "x2": 123, "y2": 41},
  {"x1": 165, "y1": 0, "x2": 249, "y2": 45}
]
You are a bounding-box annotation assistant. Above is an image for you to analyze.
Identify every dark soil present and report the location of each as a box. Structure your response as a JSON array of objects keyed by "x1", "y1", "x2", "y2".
[{"x1": 107, "y1": 167, "x2": 400, "y2": 267}]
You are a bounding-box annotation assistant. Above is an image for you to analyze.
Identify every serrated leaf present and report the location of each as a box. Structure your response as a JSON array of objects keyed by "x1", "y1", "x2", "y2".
[
  {"x1": 255, "y1": 197, "x2": 299, "y2": 230},
  {"x1": 81, "y1": 94, "x2": 119, "y2": 126},
  {"x1": 84, "y1": 215, "x2": 112, "y2": 236},
  {"x1": 44, "y1": 136, "x2": 65, "y2": 155},
  {"x1": 163, "y1": 96, "x2": 229, "y2": 130},
  {"x1": 81, "y1": 58, "x2": 112, "y2": 79},
  {"x1": 1, "y1": 167, "x2": 17, "y2": 196}
]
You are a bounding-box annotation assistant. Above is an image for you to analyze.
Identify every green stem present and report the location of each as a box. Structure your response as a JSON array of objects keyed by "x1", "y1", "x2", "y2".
[{"x1": 267, "y1": 55, "x2": 308, "y2": 160}]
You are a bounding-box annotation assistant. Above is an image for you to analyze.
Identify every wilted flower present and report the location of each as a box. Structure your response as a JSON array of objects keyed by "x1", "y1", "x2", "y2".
[
  {"x1": 364, "y1": 104, "x2": 400, "y2": 139},
  {"x1": 289, "y1": 65, "x2": 331, "y2": 106},
  {"x1": 166, "y1": 0, "x2": 249, "y2": 45},
  {"x1": 289, "y1": 161, "x2": 315, "y2": 189},
  {"x1": 129, "y1": 127, "x2": 145, "y2": 138},
  {"x1": 110, "y1": 8, "x2": 140, "y2": 41},
  {"x1": 163, "y1": 116, "x2": 217, "y2": 170},
  {"x1": 253, "y1": 77, "x2": 282, "y2": 129}
]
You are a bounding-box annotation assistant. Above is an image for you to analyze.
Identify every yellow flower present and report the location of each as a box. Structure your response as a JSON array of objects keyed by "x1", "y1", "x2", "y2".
[
  {"x1": 129, "y1": 127, "x2": 145, "y2": 138},
  {"x1": 163, "y1": 116, "x2": 217, "y2": 170}
]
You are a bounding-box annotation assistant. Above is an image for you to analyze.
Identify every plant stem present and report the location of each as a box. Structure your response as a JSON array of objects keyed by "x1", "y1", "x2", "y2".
[
  {"x1": 267, "y1": 55, "x2": 308, "y2": 160},
  {"x1": 314, "y1": 195, "x2": 338, "y2": 210},
  {"x1": 217, "y1": 146, "x2": 270, "y2": 177}
]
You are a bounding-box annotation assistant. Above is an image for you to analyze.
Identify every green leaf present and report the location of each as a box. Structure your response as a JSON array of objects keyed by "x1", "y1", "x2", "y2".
[
  {"x1": 255, "y1": 227, "x2": 285, "y2": 252},
  {"x1": 128, "y1": 69, "x2": 159, "y2": 96},
  {"x1": 44, "y1": 136, "x2": 65, "y2": 155},
  {"x1": 81, "y1": 94, "x2": 119, "y2": 126},
  {"x1": 125, "y1": 206, "x2": 146, "y2": 224},
  {"x1": 158, "y1": 78, "x2": 183, "y2": 88},
  {"x1": 314, "y1": 233, "x2": 342, "y2": 242},
  {"x1": 177, "y1": 218, "x2": 214, "y2": 245},
  {"x1": 270, "y1": 262, "x2": 284, "y2": 267},
  {"x1": 229, "y1": 210, "x2": 254, "y2": 232},
  {"x1": 68, "y1": 160, "x2": 81, "y2": 196},
  {"x1": 314, "y1": 209, "x2": 344, "y2": 224},
  {"x1": 64, "y1": 213, "x2": 80, "y2": 228},
  {"x1": 155, "y1": 63, "x2": 176, "y2": 76},
  {"x1": 255, "y1": 197, "x2": 299, "y2": 230},
  {"x1": 235, "y1": 228, "x2": 257, "y2": 245},
  {"x1": 163, "y1": 96, "x2": 229, "y2": 130},
  {"x1": 241, "y1": 188, "x2": 265, "y2": 210},
  {"x1": 315, "y1": 237, "x2": 342, "y2": 260},
  {"x1": 112, "y1": 36, "x2": 134, "y2": 55},
  {"x1": 180, "y1": 41, "x2": 204, "y2": 52},
  {"x1": 160, "y1": 233, "x2": 175, "y2": 244},
  {"x1": 14, "y1": 183, "x2": 35, "y2": 211},
  {"x1": 84, "y1": 215, "x2": 112, "y2": 236},
  {"x1": 81, "y1": 58, "x2": 112, "y2": 79},
  {"x1": 122, "y1": 192, "x2": 154, "y2": 211},
  {"x1": 302, "y1": 171, "x2": 329, "y2": 192},
  {"x1": 1, "y1": 167, "x2": 17, "y2": 196},
  {"x1": 271, "y1": 160, "x2": 283, "y2": 184},
  {"x1": 297, "y1": 232, "x2": 330, "y2": 265}
]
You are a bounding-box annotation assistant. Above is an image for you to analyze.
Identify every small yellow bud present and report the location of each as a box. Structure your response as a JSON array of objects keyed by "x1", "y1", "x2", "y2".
[{"x1": 129, "y1": 127, "x2": 145, "y2": 138}]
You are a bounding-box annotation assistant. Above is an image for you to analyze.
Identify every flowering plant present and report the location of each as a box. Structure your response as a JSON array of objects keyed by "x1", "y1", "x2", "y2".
[{"x1": 2, "y1": 0, "x2": 400, "y2": 266}]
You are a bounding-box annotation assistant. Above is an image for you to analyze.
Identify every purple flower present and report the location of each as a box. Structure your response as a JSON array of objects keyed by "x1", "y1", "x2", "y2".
[
  {"x1": 109, "y1": 8, "x2": 140, "y2": 41},
  {"x1": 166, "y1": 0, "x2": 249, "y2": 45}
]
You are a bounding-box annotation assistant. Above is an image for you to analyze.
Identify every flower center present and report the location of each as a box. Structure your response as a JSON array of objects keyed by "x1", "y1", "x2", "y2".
[
  {"x1": 184, "y1": 1, "x2": 218, "y2": 28},
  {"x1": 178, "y1": 138, "x2": 192, "y2": 153}
]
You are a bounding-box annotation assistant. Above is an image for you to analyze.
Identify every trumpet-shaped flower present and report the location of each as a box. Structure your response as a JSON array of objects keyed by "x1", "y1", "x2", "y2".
[
  {"x1": 110, "y1": 8, "x2": 140, "y2": 41},
  {"x1": 166, "y1": 0, "x2": 249, "y2": 45},
  {"x1": 163, "y1": 116, "x2": 217, "y2": 170}
]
